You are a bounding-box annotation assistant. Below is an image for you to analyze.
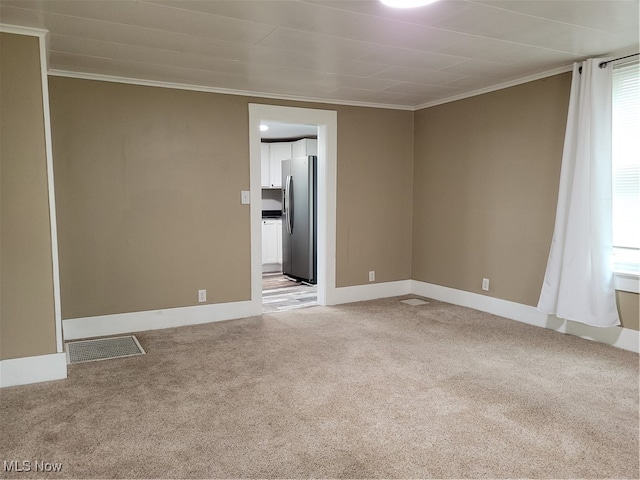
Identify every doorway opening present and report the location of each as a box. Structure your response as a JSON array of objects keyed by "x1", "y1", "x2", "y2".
[
  {"x1": 260, "y1": 121, "x2": 318, "y2": 312},
  {"x1": 248, "y1": 104, "x2": 337, "y2": 314}
]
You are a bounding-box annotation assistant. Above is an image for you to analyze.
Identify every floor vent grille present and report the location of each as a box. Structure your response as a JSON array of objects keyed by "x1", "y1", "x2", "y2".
[
  {"x1": 401, "y1": 298, "x2": 430, "y2": 306},
  {"x1": 66, "y1": 335, "x2": 145, "y2": 364}
]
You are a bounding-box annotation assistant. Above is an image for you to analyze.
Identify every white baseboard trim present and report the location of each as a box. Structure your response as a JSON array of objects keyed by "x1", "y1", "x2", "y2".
[
  {"x1": 411, "y1": 281, "x2": 546, "y2": 325},
  {"x1": 0, "y1": 352, "x2": 67, "y2": 388},
  {"x1": 331, "y1": 280, "x2": 412, "y2": 305},
  {"x1": 61, "y1": 281, "x2": 638, "y2": 353},
  {"x1": 411, "y1": 280, "x2": 639, "y2": 353},
  {"x1": 63, "y1": 300, "x2": 260, "y2": 340}
]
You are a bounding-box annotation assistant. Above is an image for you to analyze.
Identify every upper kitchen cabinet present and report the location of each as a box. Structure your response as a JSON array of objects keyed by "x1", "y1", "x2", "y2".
[
  {"x1": 261, "y1": 142, "x2": 292, "y2": 188},
  {"x1": 269, "y1": 143, "x2": 291, "y2": 188},
  {"x1": 292, "y1": 139, "x2": 317, "y2": 158},
  {"x1": 260, "y1": 139, "x2": 316, "y2": 189},
  {"x1": 260, "y1": 143, "x2": 270, "y2": 187}
]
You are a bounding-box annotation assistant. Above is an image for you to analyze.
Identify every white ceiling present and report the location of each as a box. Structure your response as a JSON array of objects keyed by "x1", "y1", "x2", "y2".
[
  {"x1": 261, "y1": 121, "x2": 317, "y2": 140},
  {"x1": 1, "y1": 0, "x2": 638, "y2": 109}
]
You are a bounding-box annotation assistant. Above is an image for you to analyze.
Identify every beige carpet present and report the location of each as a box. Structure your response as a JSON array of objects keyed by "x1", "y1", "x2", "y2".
[{"x1": 1, "y1": 296, "x2": 638, "y2": 479}]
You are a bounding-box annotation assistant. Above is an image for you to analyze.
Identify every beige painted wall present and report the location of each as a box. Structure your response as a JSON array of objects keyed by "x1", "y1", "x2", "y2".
[
  {"x1": 47, "y1": 73, "x2": 637, "y2": 331},
  {"x1": 48, "y1": 78, "x2": 415, "y2": 319},
  {"x1": 617, "y1": 292, "x2": 639, "y2": 331},
  {"x1": 334, "y1": 106, "x2": 414, "y2": 287},
  {"x1": 412, "y1": 73, "x2": 571, "y2": 305},
  {"x1": 49, "y1": 78, "x2": 252, "y2": 319},
  {"x1": 412, "y1": 72, "x2": 639, "y2": 331},
  {"x1": 0, "y1": 33, "x2": 57, "y2": 359}
]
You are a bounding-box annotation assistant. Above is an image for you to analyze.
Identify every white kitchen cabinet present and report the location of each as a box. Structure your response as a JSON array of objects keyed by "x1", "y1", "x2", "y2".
[
  {"x1": 261, "y1": 141, "x2": 313, "y2": 188},
  {"x1": 261, "y1": 142, "x2": 290, "y2": 188},
  {"x1": 267, "y1": 143, "x2": 292, "y2": 188},
  {"x1": 292, "y1": 138, "x2": 317, "y2": 158},
  {"x1": 260, "y1": 143, "x2": 270, "y2": 187},
  {"x1": 262, "y1": 218, "x2": 282, "y2": 272},
  {"x1": 276, "y1": 219, "x2": 283, "y2": 264}
]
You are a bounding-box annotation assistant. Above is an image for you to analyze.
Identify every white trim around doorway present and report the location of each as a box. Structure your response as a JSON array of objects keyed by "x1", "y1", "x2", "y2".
[{"x1": 248, "y1": 104, "x2": 338, "y2": 311}]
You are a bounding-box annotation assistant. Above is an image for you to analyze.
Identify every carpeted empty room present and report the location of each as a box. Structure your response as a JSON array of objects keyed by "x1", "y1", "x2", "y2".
[{"x1": 1, "y1": 297, "x2": 638, "y2": 479}]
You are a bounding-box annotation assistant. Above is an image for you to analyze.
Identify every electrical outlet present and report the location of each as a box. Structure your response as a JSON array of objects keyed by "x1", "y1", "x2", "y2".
[
  {"x1": 198, "y1": 289, "x2": 207, "y2": 302},
  {"x1": 482, "y1": 278, "x2": 490, "y2": 291},
  {"x1": 369, "y1": 271, "x2": 375, "y2": 282}
]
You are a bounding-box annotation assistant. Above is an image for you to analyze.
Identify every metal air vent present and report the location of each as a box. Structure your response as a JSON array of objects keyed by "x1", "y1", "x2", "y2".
[{"x1": 66, "y1": 335, "x2": 145, "y2": 364}]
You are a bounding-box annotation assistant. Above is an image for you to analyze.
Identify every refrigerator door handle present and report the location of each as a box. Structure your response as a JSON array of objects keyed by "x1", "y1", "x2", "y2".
[
  {"x1": 285, "y1": 175, "x2": 293, "y2": 234},
  {"x1": 282, "y1": 179, "x2": 287, "y2": 231}
]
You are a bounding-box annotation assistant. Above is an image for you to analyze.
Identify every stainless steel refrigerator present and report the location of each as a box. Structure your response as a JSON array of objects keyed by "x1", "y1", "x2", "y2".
[{"x1": 282, "y1": 155, "x2": 317, "y2": 284}]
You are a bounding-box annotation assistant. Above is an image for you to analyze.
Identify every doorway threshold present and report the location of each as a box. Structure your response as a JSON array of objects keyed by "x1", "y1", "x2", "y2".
[{"x1": 262, "y1": 273, "x2": 317, "y2": 313}]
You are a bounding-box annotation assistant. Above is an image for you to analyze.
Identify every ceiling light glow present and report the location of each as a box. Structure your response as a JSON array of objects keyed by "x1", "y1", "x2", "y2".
[
  {"x1": 380, "y1": 0, "x2": 439, "y2": 7},
  {"x1": 260, "y1": 124, "x2": 269, "y2": 132}
]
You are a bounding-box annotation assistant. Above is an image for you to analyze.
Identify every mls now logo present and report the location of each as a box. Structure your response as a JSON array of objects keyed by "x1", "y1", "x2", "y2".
[{"x1": 3, "y1": 460, "x2": 63, "y2": 473}]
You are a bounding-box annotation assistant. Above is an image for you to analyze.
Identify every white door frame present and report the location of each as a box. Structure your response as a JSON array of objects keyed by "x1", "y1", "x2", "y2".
[{"x1": 248, "y1": 104, "x2": 338, "y2": 312}]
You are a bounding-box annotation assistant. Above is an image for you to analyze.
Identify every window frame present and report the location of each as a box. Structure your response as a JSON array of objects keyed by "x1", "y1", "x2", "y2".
[{"x1": 611, "y1": 60, "x2": 640, "y2": 293}]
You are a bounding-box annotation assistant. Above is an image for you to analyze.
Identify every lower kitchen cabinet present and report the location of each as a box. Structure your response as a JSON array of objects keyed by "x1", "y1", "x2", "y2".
[
  {"x1": 276, "y1": 220, "x2": 283, "y2": 264},
  {"x1": 262, "y1": 218, "x2": 282, "y2": 272}
]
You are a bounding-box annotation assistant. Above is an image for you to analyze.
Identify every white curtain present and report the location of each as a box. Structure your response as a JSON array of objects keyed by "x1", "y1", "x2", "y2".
[{"x1": 538, "y1": 58, "x2": 620, "y2": 327}]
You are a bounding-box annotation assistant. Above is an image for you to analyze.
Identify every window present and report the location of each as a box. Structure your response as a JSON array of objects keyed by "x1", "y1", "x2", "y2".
[{"x1": 612, "y1": 61, "x2": 640, "y2": 275}]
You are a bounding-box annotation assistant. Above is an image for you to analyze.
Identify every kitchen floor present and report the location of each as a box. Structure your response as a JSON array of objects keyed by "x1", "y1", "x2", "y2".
[{"x1": 262, "y1": 272, "x2": 317, "y2": 313}]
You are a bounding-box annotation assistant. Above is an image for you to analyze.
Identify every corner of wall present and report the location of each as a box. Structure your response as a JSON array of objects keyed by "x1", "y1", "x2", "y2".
[
  {"x1": 0, "y1": 353, "x2": 67, "y2": 388},
  {"x1": 411, "y1": 280, "x2": 639, "y2": 353},
  {"x1": 0, "y1": 25, "x2": 65, "y2": 387}
]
